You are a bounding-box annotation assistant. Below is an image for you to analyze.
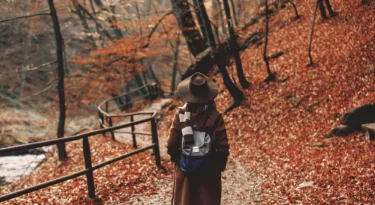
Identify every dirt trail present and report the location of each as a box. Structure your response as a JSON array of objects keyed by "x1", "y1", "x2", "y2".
[
  {"x1": 124, "y1": 101, "x2": 263, "y2": 204},
  {"x1": 127, "y1": 150, "x2": 263, "y2": 205}
]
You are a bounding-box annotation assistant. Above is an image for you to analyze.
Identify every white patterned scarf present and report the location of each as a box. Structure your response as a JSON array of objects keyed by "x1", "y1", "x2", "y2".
[
  {"x1": 179, "y1": 103, "x2": 194, "y2": 142},
  {"x1": 178, "y1": 102, "x2": 214, "y2": 142}
]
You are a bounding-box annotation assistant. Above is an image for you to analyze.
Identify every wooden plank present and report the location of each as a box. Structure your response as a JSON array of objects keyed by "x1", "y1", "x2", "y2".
[{"x1": 113, "y1": 131, "x2": 152, "y2": 136}]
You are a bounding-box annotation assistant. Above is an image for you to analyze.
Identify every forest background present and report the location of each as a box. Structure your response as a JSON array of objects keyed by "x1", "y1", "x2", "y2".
[{"x1": 1, "y1": 0, "x2": 375, "y2": 204}]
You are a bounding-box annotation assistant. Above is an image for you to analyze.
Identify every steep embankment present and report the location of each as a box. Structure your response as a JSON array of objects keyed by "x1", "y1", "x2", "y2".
[{"x1": 212, "y1": 0, "x2": 375, "y2": 203}]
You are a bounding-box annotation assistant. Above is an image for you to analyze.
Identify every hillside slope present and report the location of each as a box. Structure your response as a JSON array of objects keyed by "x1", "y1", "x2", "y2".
[
  {"x1": 162, "y1": 0, "x2": 375, "y2": 203},
  {"x1": 211, "y1": 0, "x2": 375, "y2": 203}
]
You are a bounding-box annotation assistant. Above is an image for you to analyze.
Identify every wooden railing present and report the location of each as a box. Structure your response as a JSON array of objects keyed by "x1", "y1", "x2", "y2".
[
  {"x1": 97, "y1": 83, "x2": 164, "y2": 146},
  {"x1": 0, "y1": 84, "x2": 165, "y2": 203}
]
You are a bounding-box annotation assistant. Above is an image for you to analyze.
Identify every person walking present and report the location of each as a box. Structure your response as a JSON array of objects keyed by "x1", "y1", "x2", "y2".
[{"x1": 167, "y1": 72, "x2": 230, "y2": 205}]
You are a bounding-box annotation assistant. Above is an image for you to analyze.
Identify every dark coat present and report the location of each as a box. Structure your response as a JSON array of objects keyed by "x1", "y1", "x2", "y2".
[{"x1": 167, "y1": 108, "x2": 229, "y2": 205}]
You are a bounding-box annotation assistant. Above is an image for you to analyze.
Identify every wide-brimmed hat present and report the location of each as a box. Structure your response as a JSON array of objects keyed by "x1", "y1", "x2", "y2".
[{"x1": 177, "y1": 72, "x2": 218, "y2": 104}]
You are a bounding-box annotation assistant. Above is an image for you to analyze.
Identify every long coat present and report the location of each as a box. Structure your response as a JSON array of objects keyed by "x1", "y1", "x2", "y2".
[{"x1": 167, "y1": 108, "x2": 229, "y2": 205}]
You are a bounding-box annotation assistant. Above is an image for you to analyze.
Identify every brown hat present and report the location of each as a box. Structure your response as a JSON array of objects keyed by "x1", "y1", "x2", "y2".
[{"x1": 177, "y1": 72, "x2": 219, "y2": 104}]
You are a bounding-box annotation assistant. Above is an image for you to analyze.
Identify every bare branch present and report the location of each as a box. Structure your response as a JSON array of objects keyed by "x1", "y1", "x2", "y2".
[
  {"x1": 142, "y1": 10, "x2": 174, "y2": 48},
  {"x1": 0, "y1": 93, "x2": 23, "y2": 107},
  {"x1": 21, "y1": 78, "x2": 57, "y2": 100},
  {"x1": 208, "y1": 18, "x2": 221, "y2": 45},
  {"x1": 151, "y1": 2, "x2": 176, "y2": 51},
  {"x1": 74, "y1": 2, "x2": 113, "y2": 40},
  {"x1": 0, "y1": 61, "x2": 57, "y2": 77},
  {"x1": 104, "y1": 56, "x2": 129, "y2": 66},
  {"x1": 0, "y1": 12, "x2": 50, "y2": 23},
  {"x1": 20, "y1": 61, "x2": 57, "y2": 73}
]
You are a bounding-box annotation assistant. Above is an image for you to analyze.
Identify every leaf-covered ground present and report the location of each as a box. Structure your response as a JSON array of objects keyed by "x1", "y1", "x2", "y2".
[
  {"x1": 212, "y1": 0, "x2": 375, "y2": 203},
  {"x1": 0, "y1": 135, "x2": 173, "y2": 205},
  {"x1": 2, "y1": 0, "x2": 375, "y2": 204}
]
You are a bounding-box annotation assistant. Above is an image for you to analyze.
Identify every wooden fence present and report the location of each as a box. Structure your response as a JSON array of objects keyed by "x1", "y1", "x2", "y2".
[{"x1": 0, "y1": 84, "x2": 164, "y2": 202}]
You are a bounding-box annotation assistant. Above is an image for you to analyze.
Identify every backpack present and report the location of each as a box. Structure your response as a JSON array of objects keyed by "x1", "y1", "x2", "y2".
[{"x1": 179, "y1": 115, "x2": 212, "y2": 174}]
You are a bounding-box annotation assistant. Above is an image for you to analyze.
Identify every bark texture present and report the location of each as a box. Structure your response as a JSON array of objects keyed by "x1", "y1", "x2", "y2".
[
  {"x1": 171, "y1": 0, "x2": 207, "y2": 56},
  {"x1": 48, "y1": 0, "x2": 67, "y2": 160}
]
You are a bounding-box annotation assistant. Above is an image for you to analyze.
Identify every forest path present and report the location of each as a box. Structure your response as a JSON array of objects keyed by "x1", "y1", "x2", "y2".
[
  {"x1": 127, "y1": 149, "x2": 263, "y2": 205},
  {"x1": 124, "y1": 101, "x2": 263, "y2": 204}
]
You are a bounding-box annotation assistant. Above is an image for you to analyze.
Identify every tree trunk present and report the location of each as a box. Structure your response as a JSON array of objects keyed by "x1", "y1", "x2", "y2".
[
  {"x1": 308, "y1": 0, "x2": 319, "y2": 66},
  {"x1": 171, "y1": 0, "x2": 207, "y2": 56},
  {"x1": 171, "y1": 32, "x2": 181, "y2": 94},
  {"x1": 134, "y1": 72, "x2": 147, "y2": 95},
  {"x1": 125, "y1": 83, "x2": 132, "y2": 110},
  {"x1": 229, "y1": 0, "x2": 239, "y2": 26},
  {"x1": 236, "y1": 0, "x2": 244, "y2": 26},
  {"x1": 109, "y1": 5, "x2": 123, "y2": 39},
  {"x1": 198, "y1": 0, "x2": 243, "y2": 110},
  {"x1": 89, "y1": 0, "x2": 96, "y2": 15},
  {"x1": 72, "y1": 0, "x2": 97, "y2": 49},
  {"x1": 212, "y1": 0, "x2": 227, "y2": 35},
  {"x1": 93, "y1": 0, "x2": 123, "y2": 39},
  {"x1": 175, "y1": 0, "x2": 243, "y2": 111},
  {"x1": 214, "y1": 51, "x2": 243, "y2": 113},
  {"x1": 317, "y1": 0, "x2": 328, "y2": 19},
  {"x1": 263, "y1": 0, "x2": 276, "y2": 82},
  {"x1": 288, "y1": 0, "x2": 300, "y2": 19},
  {"x1": 193, "y1": 0, "x2": 217, "y2": 49},
  {"x1": 148, "y1": 62, "x2": 160, "y2": 86},
  {"x1": 324, "y1": 0, "x2": 337, "y2": 17},
  {"x1": 135, "y1": 1, "x2": 143, "y2": 36},
  {"x1": 47, "y1": 0, "x2": 67, "y2": 161},
  {"x1": 223, "y1": 0, "x2": 250, "y2": 88},
  {"x1": 75, "y1": 1, "x2": 113, "y2": 41}
]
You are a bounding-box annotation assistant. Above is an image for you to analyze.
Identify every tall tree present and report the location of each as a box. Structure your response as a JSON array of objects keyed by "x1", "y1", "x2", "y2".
[
  {"x1": 47, "y1": 0, "x2": 67, "y2": 160},
  {"x1": 72, "y1": 0, "x2": 97, "y2": 49},
  {"x1": 171, "y1": 0, "x2": 207, "y2": 56},
  {"x1": 317, "y1": 0, "x2": 328, "y2": 19},
  {"x1": 193, "y1": 0, "x2": 243, "y2": 112},
  {"x1": 308, "y1": 0, "x2": 319, "y2": 66},
  {"x1": 71, "y1": 0, "x2": 113, "y2": 42},
  {"x1": 92, "y1": 0, "x2": 123, "y2": 39},
  {"x1": 229, "y1": 0, "x2": 239, "y2": 26},
  {"x1": 212, "y1": 0, "x2": 227, "y2": 35},
  {"x1": 171, "y1": 32, "x2": 181, "y2": 93},
  {"x1": 193, "y1": 0, "x2": 217, "y2": 49},
  {"x1": 223, "y1": 0, "x2": 250, "y2": 88},
  {"x1": 324, "y1": 0, "x2": 337, "y2": 17},
  {"x1": 318, "y1": 0, "x2": 337, "y2": 20},
  {"x1": 263, "y1": 0, "x2": 276, "y2": 82}
]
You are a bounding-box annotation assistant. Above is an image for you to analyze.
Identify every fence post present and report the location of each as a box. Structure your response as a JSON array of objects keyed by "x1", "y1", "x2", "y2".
[
  {"x1": 82, "y1": 136, "x2": 96, "y2": 199},
  {"x1": 130, "y1": 115, "x2": 137, "y2": 148},
  {"x1": 147, "y1": 85, "x2": 152, "y2": 102},
  {"x1": 108, "y1": 117, "x2": 115, "y2": 140},
  {"x1": 151, "y1": 118, "x2": 161, "y2": 167},
  {"x1": 125, "y1": 84, "x2": 132, "y2": 110},
  {"x1": 142, "y1": 71, "x2": 148, "y2": 85},
  {"x1": 98, "y1": 111, "x2": 103, "y2": 129}
]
